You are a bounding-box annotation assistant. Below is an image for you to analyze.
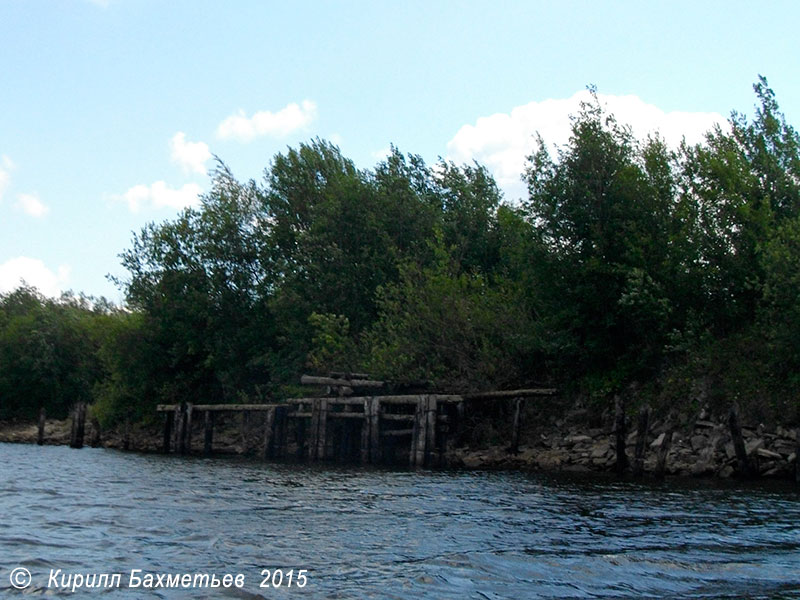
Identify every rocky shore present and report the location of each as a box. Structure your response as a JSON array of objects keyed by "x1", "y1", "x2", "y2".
[{"x1": 2, "y1": 412, "x2": 798, "y2": 480}]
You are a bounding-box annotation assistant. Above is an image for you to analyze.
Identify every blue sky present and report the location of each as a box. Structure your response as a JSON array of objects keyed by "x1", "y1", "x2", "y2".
[{"x1": 2, "y1": 0, "x2": 799, "y2": 302}]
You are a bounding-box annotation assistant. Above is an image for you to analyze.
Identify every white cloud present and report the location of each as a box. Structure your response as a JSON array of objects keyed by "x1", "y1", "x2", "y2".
[
  {"x1": 446, "y1": 90, "x2": 727, "y2": 202},
  {"x1": 170, "y1": 132, "x2": 212, "y2": 175},
  {"x1": 118, "y1": 181, "x2": 203, "y2": 213},
  {"x1": 15, "y1": 193, "x2": 49, "y2": 218},
  {"x1": 0, "y1": 155, "x2": 15, "y2": 203},
  {"x1": 217, "y1": 100, "x2": 317, "y2": 142},
  {"x1": 0, "y1": 257, "x2": 70, "y2": 297}
]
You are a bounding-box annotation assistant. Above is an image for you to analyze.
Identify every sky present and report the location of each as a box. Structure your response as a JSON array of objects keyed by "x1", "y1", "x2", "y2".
[{"x1": 1, "y1": 0, "x2": 799, "y2": 302}]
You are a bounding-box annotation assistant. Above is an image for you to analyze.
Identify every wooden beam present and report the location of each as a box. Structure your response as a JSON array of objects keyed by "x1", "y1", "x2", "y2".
[
  {"x1": 463, "y1": 388, "x2": 557, "y2": 400},
  {"x1": 300, "y1": 375, "x2": 384, "y2": 388}
]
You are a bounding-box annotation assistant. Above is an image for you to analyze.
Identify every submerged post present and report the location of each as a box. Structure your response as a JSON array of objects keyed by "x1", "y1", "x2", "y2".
[
  {"x1": 37, "y1": 407, "x2": 46, "y2": 446},
  {"x1": 654, "y1": 430, "x2": 673, "y2": 479},
  {"x1": 70, "y1": 403, "x2": 86, "y2": 449},
  {"x1": 728, "y1": 403, "x2": 751, "y2": 478},
  {"x1": 614, "y1": 396, "x2": 627, "y2": 475},
  {"x1": 203, "y1": 410, "x2": 214, "y2": 456},
  {"x1": 162, "y1": 409, "x2": 173, "y2": 453},
  {"x1": 632, "y1": 405, "x2": 650, "y2": 477},
  {"x1": 509, "y1": 397, "x2": 522, "y2": 454}
]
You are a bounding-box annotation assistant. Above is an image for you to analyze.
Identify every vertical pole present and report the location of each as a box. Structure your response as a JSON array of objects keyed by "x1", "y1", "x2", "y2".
[
  {"x1": 262, "y1": 407, "x2": 276, "y2": 459},
  {"x1": 360, "y1": 398, "x2": 370, "y2": 464},
  {"x1": 309, "y1": 399, "x2": 320, "y2": 460},
  {"x1": 70, "y1": 403, "x2": 86, "y2": 449},
  {"x1": 728, "y1": 403, "x2": 751, "y2": 477},
  {"x1": 203, "y1": 410, "x2": 214, "y2": 456},
  {"x1": 424, "y1": 396, "x2": 437, "y2": 467},
  {"x1": 316, "y1": 399, "x2": 328, "y2": 460},
  {"x1": 37, "y1": 407, "x2": 46, "y2": 446},
  {"x1": 455, "y1": 400, "x2": 466, "y2": 446},
  {"x1": 614, "y1": 396, "x2": 627, "y2": 475},
  {"x1": 162, "y1": 409, "x2": 173, "y2": 453},
  {"x1": 240, "y1": 410, "x2": 250, "y2": 455},
  {"x1": 184, "y1": 403, "x2": 193, "y2": 453},
  {"x1": 370, "y1": 398, "x2": 381, "y2": 464},
  {"x1": 173, "y1": 404, "x2": 185, "y2": 454},
  {"x1": 655, "y1": 430, "x2": 673, "y2": 479},
  {"x1": 90, "y1": 416, "x2": 101, "y2": 448},
  {"x1": 295, "y1": 406, "x2": 306, "y2": 459},
  {"x1": 123, "y1": 412, "x2": 131, "y2": 451},
  {"x1": 412, "y1": 396, "x2": 427, "y2": 467},
  {"x1": 509, "y1": 397, "x2": 522, "y2": 454},
  {"x1": 276, "y1": 405, "x2": 289, "y2": 458},
  {"x1": 632, "y1": 405, "x2": 650, "y2": 477}
]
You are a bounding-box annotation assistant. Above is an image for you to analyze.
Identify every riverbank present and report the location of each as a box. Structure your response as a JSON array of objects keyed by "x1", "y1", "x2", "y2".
[{"x1": 2, "y1": 410, "x2": 797, "y2": 480}]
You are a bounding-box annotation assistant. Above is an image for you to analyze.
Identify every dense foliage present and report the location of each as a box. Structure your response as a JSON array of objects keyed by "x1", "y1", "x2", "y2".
[{"x1": 2, "y1": 78, "x2": 799, "y2": 425}]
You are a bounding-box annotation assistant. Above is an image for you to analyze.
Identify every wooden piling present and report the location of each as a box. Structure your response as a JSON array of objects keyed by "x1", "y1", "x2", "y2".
[
  {"x1": 37, "y1": 407, "x2": 46, "y2": 446},
  {"x1": 275, "y1": 405, "x2": 289, "y2": 458},
  {"x1": 509, "y1": 397, "x2": 522, "y2": 454},
  {"x1": 614, "y1": 396, "x2": 627, "y2": 475},
  {"x1": 262, "y1": 407, "x2": 276, "y2": 459},
  {"x1": 184, "y1": 403, "x2": 193, "y2": 453},
  {"x1": 240, "y1": 410, "x2": 250, "y2": 454},
  {"x1": 728, "y1": 403, "x2": 751, "y2": 477},
  {"x1": 632, "y1": 405, "x2": 650, "y2": 478},
  {"x1": 162, "y1": 409, "x2": 173, "y2": 453},
  {"x1": 70, "y1": 403, "x2": 86, "y2": 449},
  {"x1": 174, "y1": 403, "x2": 187, "y2": 455},
  {"x1": 308, "y1": 399, "x2": 320, "y2": 460},
  {"x1": 654, "y1": 430, "x2": 673, "y2": 479},
  {"x1": 411, "y1": 396, "x2": 428, "y2": 467},
  {"x1": 316, "y1": 400, "x2": 328, "y2": 460},
  {"x1": 424, "y1": 396, "x2": 437, "y2": 467},
  {"x1": 295, "y1": 409, "x2": 306, "y2": 459},
  {"x1": 369, "y1": 398, "x2": 381, "y2": 464},
  {"x1": 203, "y1": 410, "x2": 214, "y2": 456},
  {"x1": 123, "y1": 413, "x2": 131, "y2": 451},
  {"x1": 90, "y1": 416, "x2": 101, "y2": 448},
  {"x1": 360, "y1": 398, "x2": 371, "y2": 464}
]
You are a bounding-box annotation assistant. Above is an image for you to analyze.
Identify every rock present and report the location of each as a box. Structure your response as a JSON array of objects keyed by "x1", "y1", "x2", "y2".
[
  {"x1": 690, "y1": 434, "x2": 708, "y2": 452},
  {"x1": 650, "y1": 432, "x2": 665, "y2": 448},
  {"x1": 719, "y1": 465, "x2": 734, "y2": 478},
  {"x1": 755, "y1": 448, "x2": 782, "y2": 460},
  {"x1": 745, "y1": 438, "x2": 764, "y2": 455},
  {"x1": 762, "y1": 467, "x2": 782, "y2": 477},
  {"x1": 694, "y1": 420, "x2": 716, "y2": 429},
  {"x1": 787, "y1": 453, "x2": 796, "y2": 464},
  {"x1": 725, "y1": 443, "x2": 736, "y2": 460},
  {"x1": 691, "y1": 461, "x2": 714, "y2": 476},
  {"x1": 590, "y1": 442, "x2": 610, "y2": 459},
  {"x1": 564, "y1": 435, "x2": 592, "y2": 445}
]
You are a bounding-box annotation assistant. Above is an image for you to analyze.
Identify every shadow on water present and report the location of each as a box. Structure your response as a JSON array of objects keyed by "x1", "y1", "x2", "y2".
[{"x1": 1, "y1": 442, "x2": 799, "y2": 598}]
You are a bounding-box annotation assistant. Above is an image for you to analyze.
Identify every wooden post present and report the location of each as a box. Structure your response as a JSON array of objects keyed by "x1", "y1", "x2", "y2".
[
  {"x1": 203, "y1": 410, "x2": 214, "y2": 456},
  {"x1": 309, "y1": 399, "x2": 321, "y2": 460},
  {"x1": 370, "y1": 398, "x2": 381, "y2": 464},
  {"x1": 162, "y1": 409, "x2": 173, "y2": 453},
  {"x1": 509, "y1": 397, "x2": 522, "y2": 454},
  {"x1": 37, "y1": 407, "x2": 46, "y2": 446},
  {"x1": 455, "y1": 401, "x2": 466, "y2": 446},
  {"x1": 174, "y1": 403, "x2": 187, "y2": 455},
  {"x1": 123, "y1": 413, "x2": 131, "y2": 451},
  {"x1": 240, "y1": 410, "x2": 250, "y2": 454},
  {"x1": 654, "y1": 430, "x2": 673, "y2": 479},
  {"x1": 411, "y1": 396, "x2": 427, "y2": 467},
  {"x1": 614, "y1": 396, "x2": 627, "y2": 475},
  {"x1": 728, "y1": 403, "x2": 751, "y2": 477},
  {"x1": 70, "y1": 403, "x2": 86, "y2": 449},
  {"x1": 90, "y1": 416, "x2": 101, "y2": 448},
  {"x1": 360, "y1": 398, "x2": 371, "y2": 464},
  {"x1": 424, "y1": 396, "x2": 437, "y2": 467},
  {"x1": 262, "y1": 407, "x2": 276, "y2": 459},
  {"x1": 295, "y1": 409, "x2": 306, "y2": 459},
  {"x1": 275, "y1": 405, "x2": 289, "y2": 458},
  {"x1": 795, "y1": 427, "x2": 800, "y2": 484},
  {"x1": 184, "y1": 403, "x2": 193, "y2": 453},
  {"x1": 316, "y1": 399, "x2": 328, "y2": 460},
  {"x1": 632, "y1": 405, "x2": 650, "y2": 477}
]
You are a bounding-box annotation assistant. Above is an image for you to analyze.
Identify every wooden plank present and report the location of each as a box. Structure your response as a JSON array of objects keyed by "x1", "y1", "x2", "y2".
[
  {"x1": 37, "y1": 407, "x2": 46, "y2": 446},
  {"x1": 464, "y1": 388, "x2": 557, "y2": 400},
  {"x1": 289, "y1": 412, "x2": 313, "y2": 418},
  {"x1": 328, "y1": 411, "x2": 366, "y2": 419},
  {"x1": 380, "y1": 413, "x2": 415, "y2": 422},
  {"x1": 262, "y1": 407, "x2": 276, "y2": 459},
  {"x1": 632, "y1": 405, "x2": 650, "y2": 478},
  {"x1": 300, "y1": 374, "x2": 384, "y2": 388},
  {"x1": 157, "y1": 403, "x2": 283, "y2": 412},
  {"x1": 382, "y1": 428, "x2": 414, "y2": 437}
]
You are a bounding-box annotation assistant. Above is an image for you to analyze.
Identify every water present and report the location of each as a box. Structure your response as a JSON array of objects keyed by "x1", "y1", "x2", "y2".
[{"x1": 0, "y1": 443, "x2": 799, "y2": 598}]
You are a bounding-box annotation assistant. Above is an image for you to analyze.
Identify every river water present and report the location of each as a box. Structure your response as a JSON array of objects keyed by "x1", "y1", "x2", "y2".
[{"x1": 0, "y1": 443, "x2": 798, "y2": 598}]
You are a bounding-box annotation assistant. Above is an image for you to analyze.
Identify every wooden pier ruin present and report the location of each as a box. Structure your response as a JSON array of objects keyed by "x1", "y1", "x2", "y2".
[{"x1": 156, "y1": 375, "x2": 556, "y2": 467}]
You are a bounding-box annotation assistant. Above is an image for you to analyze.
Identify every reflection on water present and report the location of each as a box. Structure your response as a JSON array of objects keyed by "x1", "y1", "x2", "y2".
[{"x1": 0, "y1": 442, "x2": 799, "y2": 598}]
